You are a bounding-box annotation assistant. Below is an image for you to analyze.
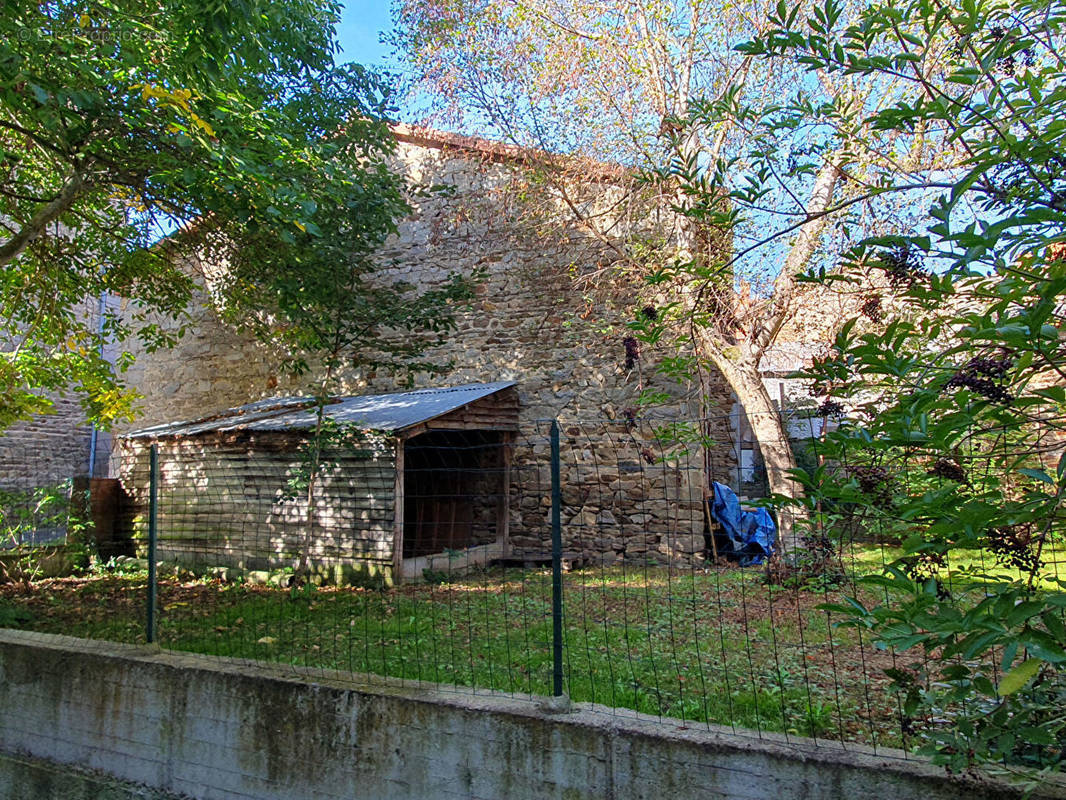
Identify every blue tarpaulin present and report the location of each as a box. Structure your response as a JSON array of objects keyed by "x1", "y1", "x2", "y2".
[{"x1": 709, "y1": 482, "x2": 776, "y2": 565}]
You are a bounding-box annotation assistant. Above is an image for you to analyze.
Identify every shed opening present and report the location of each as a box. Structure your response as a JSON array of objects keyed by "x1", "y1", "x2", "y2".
[{"x1": 402, "y1": 430, "x2": 507, "y2": 562}]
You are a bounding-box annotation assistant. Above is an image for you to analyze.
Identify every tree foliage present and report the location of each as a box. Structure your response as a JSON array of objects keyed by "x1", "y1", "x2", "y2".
[
  {"x1": 734, "y1": 0, "x2": 1066, "y2": 776},
  {"x1": 0, "y1": 0, "x2": 397, "y2": 427},
  {"x1": 392, "y1": 1, "x2": 870, "y2": 528},
  {"x1": 392, "y1": 0, "x2": 786, "y2": 161}
]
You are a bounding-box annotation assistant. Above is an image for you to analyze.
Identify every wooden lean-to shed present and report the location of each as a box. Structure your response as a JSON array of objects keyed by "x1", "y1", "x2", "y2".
[{"x1": 118, "y1": 382, "x2": 519, "y2": 584}]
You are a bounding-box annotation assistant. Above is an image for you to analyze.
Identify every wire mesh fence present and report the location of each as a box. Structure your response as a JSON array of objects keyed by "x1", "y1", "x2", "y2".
[
  {"x1": 2, "y1": 410, "x2": 1064, "y2": 759},
  {"x1": 0, "y1": 431, "x2": 101, "y2": 586}
]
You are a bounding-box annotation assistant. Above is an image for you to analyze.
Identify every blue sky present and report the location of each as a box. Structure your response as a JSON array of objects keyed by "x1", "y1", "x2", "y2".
[{"x1": 336, "y1": 1, "x2": 395, "y2": 68}]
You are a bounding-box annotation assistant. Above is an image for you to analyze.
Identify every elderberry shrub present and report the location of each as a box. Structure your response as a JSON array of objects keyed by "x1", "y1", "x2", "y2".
[
  {"x1": 623, "y1": 336, "x2": 640, "y2": 370},
  {"x1": 848, "y1": 464, "x2": 894, "y2": 507},
  {"x1": 986, "y1": 525, "x2": 1043, "y2": 574},
  {"x1": 927, "y1": 457, "x2": 967, "y2": 483}
]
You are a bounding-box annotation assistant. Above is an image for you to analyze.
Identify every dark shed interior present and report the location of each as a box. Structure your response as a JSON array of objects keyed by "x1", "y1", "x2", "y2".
[{"x1": 402, "y1": 430, "x2": 505, "y2": 559}]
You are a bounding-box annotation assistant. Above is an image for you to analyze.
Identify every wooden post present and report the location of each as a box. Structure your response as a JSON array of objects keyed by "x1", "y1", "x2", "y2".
[
  {"x1": 704, "y1": 489, "x2": 720, "y2": 564},
  {"x1": 392, "y1": 440, "x2": 405, "y2": 585},
  {"x1": 496, "y1": 431, "x2": 512, "y2": 557}
]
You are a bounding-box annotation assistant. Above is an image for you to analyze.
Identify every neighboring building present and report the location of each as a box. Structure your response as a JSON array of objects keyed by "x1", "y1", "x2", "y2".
[
  {"x1": 0, "y1": 292, "x2": 119, "y2": 490},
  {"x1": 0, "y1": 397, "x2": 95, "y2": 491}
]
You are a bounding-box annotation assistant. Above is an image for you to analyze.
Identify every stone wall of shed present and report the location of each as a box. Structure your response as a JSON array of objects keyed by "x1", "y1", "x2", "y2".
[
  {"x1": 504, "y1": 419, "x2": 707, "y2": 567},
  {"x1": 117, "y1": 433, "x2": 398, "y2": 584}
]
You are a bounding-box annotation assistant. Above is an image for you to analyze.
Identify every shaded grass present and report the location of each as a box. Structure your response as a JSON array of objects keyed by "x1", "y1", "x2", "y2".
[{"x1": 840, "y1": 539, "x2": 1066, "y2": 591}]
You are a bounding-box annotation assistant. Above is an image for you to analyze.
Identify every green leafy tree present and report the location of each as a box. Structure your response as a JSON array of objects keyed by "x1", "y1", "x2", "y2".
[
  {"x1": 0, "y1": 0, "x2": 397, "y2": 427},
  {"x1": 730, "y1": 0, "x2": 1066, "y2": 778}
]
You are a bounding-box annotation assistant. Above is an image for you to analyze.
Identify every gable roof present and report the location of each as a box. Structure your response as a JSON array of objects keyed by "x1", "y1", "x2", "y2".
[{"x1": 124, "y1": 382, "x2": 518, "y2": 439}]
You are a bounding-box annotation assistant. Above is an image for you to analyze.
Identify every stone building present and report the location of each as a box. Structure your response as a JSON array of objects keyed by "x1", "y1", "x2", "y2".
[
  {"x1": 109, "y1": 125, "x2": 736, "y2": 576},
  {"x1": 4, "y1": 126, "x2": 850, "y2": 575}
]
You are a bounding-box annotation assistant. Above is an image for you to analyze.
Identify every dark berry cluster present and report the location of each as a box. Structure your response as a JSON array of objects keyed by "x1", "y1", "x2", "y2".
[
  {"x1": 944, "y1": 355, "x2": 1014, "y2": 403},
  {"x1": 801, "y1": 532, "x2": 837, "y2": 563},
  {"x1": 860, "y1": 294, "x2": 884, "y2": 322},
  {"x1": 927, "y1": 457, "x2": 968, "y2": 483},
  {"x1": 963, "y1": 355, "x2": 1013, "y2": 377},
  {"x1": 817, "y1": 399, "x2": 845, "y2": 417},
  {"x1": 901, "y1": 550, "x2": 947, "y2": 581},
  {"x1": 943, "y1": 373, "x2": 1013, "y2": 403},
  {"x1": 641, "y1": 305, "x2": 658, "y2": 322},
  {"x1": 996, "y1": 49, "x2": 1035, "y2": 72},
  {"x1": 880, "y1": 244, "x2": 926, "y2": 287},
  {"x1": 623, "y1": 336, "x2": 640, "y2": 370},
  {"x1": 849, "y1": 464, "x2": 893, "y2": 507},
  {"x1": 970, "y1": 27, "x2": 1036, "y2": 72},
  {"x1": 986, "y1": 525, "x2": 1042, "y2": 573}
]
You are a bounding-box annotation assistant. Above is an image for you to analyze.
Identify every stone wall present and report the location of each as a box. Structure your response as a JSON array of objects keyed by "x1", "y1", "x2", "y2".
[
  {"x1": 0, "y1": 290, "x2": 120, "y2": 492},
  {"x1": 2, "y1": 630, "x2": 1061, "y2": 800},
  {"x1": 113, "y1": 132, "x2": 734, "y2": 566},
  {"x1": 0, "y1": 397, "x2": 92, "y2": 490},
  {"x1": 506, "y1": 419, "x2": 709, "y2": 566},
  {"x1": 118, "y1": 135, "x2": 734, "y2": 431},
  {"x1": 0, "y1": 397, "x2": 95, "y2": 547}
]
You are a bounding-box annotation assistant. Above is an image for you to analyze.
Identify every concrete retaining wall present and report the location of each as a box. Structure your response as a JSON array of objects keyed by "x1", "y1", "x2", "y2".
[
  {"x1": 0, "y1": 630, "x2": 1061, "y2": 800},
  {"x1": 0, "y1": 752, "x2": 186, "y2": 800}
]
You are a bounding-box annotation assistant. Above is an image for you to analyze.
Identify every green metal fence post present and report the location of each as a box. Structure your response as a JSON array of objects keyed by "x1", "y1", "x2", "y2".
[
  {"x1": 550, "y1": 420, "x2": 564, "y2": 697},
  {"x1": 147, "y1": 444, "x2": 158, "y2": 644}
]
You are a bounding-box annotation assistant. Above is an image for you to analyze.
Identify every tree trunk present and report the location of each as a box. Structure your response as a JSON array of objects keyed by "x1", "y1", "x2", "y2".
[
  {"x1": 298, "y1": 399, "x2": 326, "y2": 579},
  {"x1": 704, "y1": 345, "x2": 802, "y2": 555},
  {"x1": 299, "y1": 361, "x2": 335, "y2": 579},
  {"x1": 704, "y1": 159, "x2": 842, "y2": 556}
]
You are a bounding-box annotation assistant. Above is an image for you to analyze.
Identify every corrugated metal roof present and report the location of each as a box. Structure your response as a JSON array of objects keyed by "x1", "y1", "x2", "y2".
[{"x1": 125, "y1": 382, "x2": 518, "y2": 439}]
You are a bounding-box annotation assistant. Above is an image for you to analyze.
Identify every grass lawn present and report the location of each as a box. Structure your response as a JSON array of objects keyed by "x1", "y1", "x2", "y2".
[
  {"x1": 6, "y1": 540, "x2": 1060, "y2": 749},
  {"x1": 0, "y1": 550, "x2": 921, "y2": 750}
]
